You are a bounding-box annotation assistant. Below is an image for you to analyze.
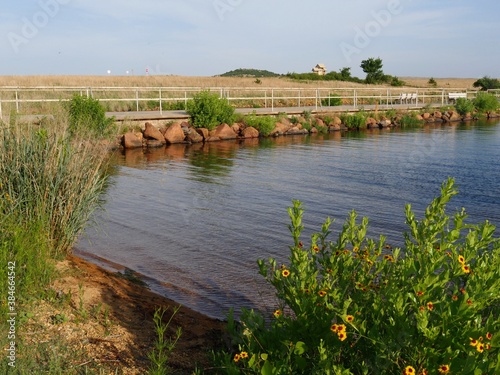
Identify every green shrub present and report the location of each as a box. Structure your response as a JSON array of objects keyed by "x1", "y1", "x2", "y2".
[
  {"x1": 321, "y1": 94, "x2": 343, "y2": 107},
  {"x1": 186, "y1": 90, "x2": 235, "y2": 130},
  {"x1": 67, "y1": 95, "x2": 115, "y2": 137},
  {"x1": 455, "y1": 98, "x2": 475, "y2": 118},
  {"x1": 340, "y1": 112, "x2": 366, "y2": 129},
  {"x1": 473, "y1": 92, "x2": 500, "y2": 117},
  {"x1": 220, "y1": 178, "x2": 500, "y2": 375},
  {"x1": 243, "y1": 114, "x2": 276, "y2": 137},
  {"x1": 301, "y1": 121, "x2": 312, "y2": 132},
  {"x1": 399, "y1": 112, "x2": 423, "y2": 127},
  {"x1": 390, "y1": 76, "x2": 405, "y2": 87}
]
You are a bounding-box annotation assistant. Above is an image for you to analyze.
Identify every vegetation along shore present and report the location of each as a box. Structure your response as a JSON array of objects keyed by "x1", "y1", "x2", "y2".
[{"x1": 1, "y1": 75, "x2": 499, "y2": 374}]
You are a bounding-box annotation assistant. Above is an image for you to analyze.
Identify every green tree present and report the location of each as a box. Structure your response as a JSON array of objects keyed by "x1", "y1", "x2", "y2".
[
  {"x1": 473, "y1": 92, "x2": 500, "y2": 118},
  {"x1": 473, "y1": 76, "x2": 500, "y2": 91},
  {"x1": 339, "y1": 67, "x2": 352, "y2": 81},
  {"x1": 360, "y1": 57, "x2": 384, "y2": 84}
]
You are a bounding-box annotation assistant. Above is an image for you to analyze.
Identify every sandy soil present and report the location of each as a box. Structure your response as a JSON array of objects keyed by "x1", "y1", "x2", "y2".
[{"x1": 23, "y1": 255, "x2": 227, "y2": 374}]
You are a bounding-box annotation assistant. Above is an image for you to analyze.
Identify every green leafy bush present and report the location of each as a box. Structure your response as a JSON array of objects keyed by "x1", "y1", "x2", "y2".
[
  {"x1": 67, "y1": 95, "x2": 115, "y2": 137},
  {"x1": 455, "y1": 98, "x2": 476, "y2": 118},
  {"x1": 473, "y1": 92, "x2": 500, "y2": 118},
  {"x1": 340, "y1": 112, "x2": 366, "y2": 129},
  {"x1": 220, "y1": 178, "x2": 500, "y2": 375},
  {"x1": 186, "y1": 90, "x2": 235, "y2": 130},
  {"x1": 243, "y1": 114, "x2": 276, "y2": 137}
]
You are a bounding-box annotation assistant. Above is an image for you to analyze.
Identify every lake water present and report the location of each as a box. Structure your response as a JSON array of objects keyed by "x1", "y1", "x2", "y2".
[{"x1": 75, "y1": 120, "x2": 500, "y2": 320}]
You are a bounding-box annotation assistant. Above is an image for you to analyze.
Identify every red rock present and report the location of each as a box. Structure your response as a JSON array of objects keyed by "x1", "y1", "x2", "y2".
[
  {"x1": 196, "y1": 128, "x2": 209, "y2": 140},
  {"x1": 186, "y1": 129, "x2": 204, "y2": 143},
  {"x1": 242, "y1": 126, "x2": 259, "y2": 138},
  {"x1": 211, "y1": 123, "x2": 237, "y2": 140},
  {"x1": 122, "y1": 132, "x2": 143, "y2": 149},
  {"x1": 143, "y1": 122, "x2": 165, "y2": 143},
  {"x1": 270, "y1": 122, "x2": 290, "y2": 136},
  {"x1": 164, "y1": 123, "x2": 186, "y2": 144}
]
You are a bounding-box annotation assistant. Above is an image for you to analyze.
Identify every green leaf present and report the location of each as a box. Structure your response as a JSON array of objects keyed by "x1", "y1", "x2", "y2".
[
  {"x1": 261, "y1": 359, "x2": 273, "y2": 375},
  {"x1": 260, "y1": 353, "x2": 268, "y2": 361},
  {"x1": 294, "y1": 341, "x2": 307, "y2": 355}
]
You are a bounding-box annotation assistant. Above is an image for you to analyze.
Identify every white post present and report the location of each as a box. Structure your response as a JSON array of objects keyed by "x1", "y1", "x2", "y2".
[
  {"x1": 298, "y1": 89, "x2": 301, "y2": 107},
  {"x1": 272, "y1": 89, "x2": 274, "y2": 112},
  {"x1": 159, "y1": 88, "x2": 163, "y2": 115},
  {"x1": 315, "y1": 89, "x2": 318, "y2": 110},
  {"x1": 15, "y1": 90, "x2": 19, "y2": 113},
  {"x1": 136, "y1": 89, "x2": 139, "y2": 111}
]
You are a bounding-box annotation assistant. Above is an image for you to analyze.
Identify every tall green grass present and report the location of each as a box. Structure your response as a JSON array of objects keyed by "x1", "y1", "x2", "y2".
[
  {"x1": 0, "y1": 113, "x2": 113, "y2": 372},
  {"x1": 0, "y1": 118, "x2": 111, "y2": 257}
]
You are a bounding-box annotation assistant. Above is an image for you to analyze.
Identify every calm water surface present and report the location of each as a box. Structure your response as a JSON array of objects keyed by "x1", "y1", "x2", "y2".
[{"x1": 76, "y1": 121, "x2": 500, "y2": 319}]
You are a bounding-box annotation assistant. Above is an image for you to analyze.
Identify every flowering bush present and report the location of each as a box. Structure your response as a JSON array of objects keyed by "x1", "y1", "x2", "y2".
[{"x1": 220, "y1": 178, "x2": 499, "y2": 374}]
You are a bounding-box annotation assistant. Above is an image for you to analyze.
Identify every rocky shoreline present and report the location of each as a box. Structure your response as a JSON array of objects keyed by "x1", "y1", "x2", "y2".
[{"x1": 119, "y1": 110, "x2": 499, "y2": 149}]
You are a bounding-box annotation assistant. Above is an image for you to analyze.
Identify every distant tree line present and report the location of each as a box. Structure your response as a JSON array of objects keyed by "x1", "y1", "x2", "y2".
[
  {"x1": 220, "y1": 63, "x2": 500, "y2": 89},
  {"x1": 286, "y1": 57, "x2": 404, "y2": 86}
]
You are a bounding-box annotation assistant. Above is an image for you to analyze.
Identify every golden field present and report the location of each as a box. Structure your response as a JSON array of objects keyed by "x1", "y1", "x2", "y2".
[{"x1": 0, "y1": 75, "x2": 478, "y2": 89}]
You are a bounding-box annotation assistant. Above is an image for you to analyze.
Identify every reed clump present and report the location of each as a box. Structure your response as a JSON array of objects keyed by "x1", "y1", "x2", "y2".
[{"x1": 0, "y1": 115, "x2": 111, "y2": 257}]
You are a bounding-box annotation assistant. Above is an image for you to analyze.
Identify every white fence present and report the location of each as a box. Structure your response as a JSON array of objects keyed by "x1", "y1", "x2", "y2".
[{"x1": 0, "y1": 86, "x2": 481, "y2": 118}]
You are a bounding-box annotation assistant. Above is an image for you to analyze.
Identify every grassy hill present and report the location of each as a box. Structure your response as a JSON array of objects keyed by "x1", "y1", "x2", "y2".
[{"x1": 218, "y1": 68, "x2": 281, "y2": 78}]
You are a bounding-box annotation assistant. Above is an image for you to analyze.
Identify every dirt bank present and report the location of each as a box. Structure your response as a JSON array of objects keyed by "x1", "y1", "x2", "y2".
[{"x1": 22, "y1": 255, "x2": 227, "y2": 374}]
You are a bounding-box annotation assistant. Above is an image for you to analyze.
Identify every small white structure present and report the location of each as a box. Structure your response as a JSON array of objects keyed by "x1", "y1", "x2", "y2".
[{"x1": 312, "y1": 64, "x2": 327, "y2": 75}]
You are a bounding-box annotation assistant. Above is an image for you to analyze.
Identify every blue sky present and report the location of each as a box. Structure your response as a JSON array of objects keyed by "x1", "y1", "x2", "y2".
[{"x1": 1, "y1": 0, "x2": 499, "y2": 78}]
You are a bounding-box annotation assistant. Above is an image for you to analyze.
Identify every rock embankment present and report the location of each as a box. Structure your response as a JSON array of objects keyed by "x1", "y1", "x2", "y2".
[{"x1": 120, "y1": 110, "x2": 495, "y2": 149}]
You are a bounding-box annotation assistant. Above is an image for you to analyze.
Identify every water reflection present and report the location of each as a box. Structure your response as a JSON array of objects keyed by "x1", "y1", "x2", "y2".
[{"x1": 77, "y1": 120, "x2": 500, "y2": 319}]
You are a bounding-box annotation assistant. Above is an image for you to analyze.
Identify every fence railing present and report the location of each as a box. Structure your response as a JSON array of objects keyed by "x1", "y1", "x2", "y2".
[{"x1": 0, "y1": 86, "x2": 481, "y2": 118}]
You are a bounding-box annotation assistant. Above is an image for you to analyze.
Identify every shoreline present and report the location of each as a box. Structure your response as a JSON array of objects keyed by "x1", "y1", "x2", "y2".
[{"x1": 22, "y1": 253, "x2": 226, "y2": 374}]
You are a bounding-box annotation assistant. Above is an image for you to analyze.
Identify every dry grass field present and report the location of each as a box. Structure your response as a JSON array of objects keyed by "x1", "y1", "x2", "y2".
[
  {"x1": 0, "y1": 75, "x2": 478, "y2": 89},
  {"x1": 0, "y1": 75, "x2": 479, "y2": 115}
]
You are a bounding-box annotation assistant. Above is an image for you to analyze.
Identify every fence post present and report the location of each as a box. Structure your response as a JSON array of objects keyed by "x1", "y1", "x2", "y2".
[
  {"x1": 135, "y1": 89, "x2": 139, "y2": 111},
  {"x1": 271, "y1": 89, "x2": 274, "y2": 112},
  {"x1": 15, "y1": 90, "x2": 19, "y2": 113},
  {"x1": 159, "y1": 88, "x2": 162, "y2": 115},
  {"x1": 354, "y1": 89, "x2": 357, "y2": 108},
  {"x1": 441, "y1": 89, "x2": 445, "y2": 106},
  {"x1": 315, "y1": 89, "x2": 318, "y2": 110},
  {"x1": 298, "y1": 89, "x2": 301, "y2": 107}
]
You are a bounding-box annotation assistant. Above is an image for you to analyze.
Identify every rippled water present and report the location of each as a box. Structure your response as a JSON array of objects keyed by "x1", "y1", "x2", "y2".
[{"x1": 75, "y1": 120, "x2": 500, "y2": 319}]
